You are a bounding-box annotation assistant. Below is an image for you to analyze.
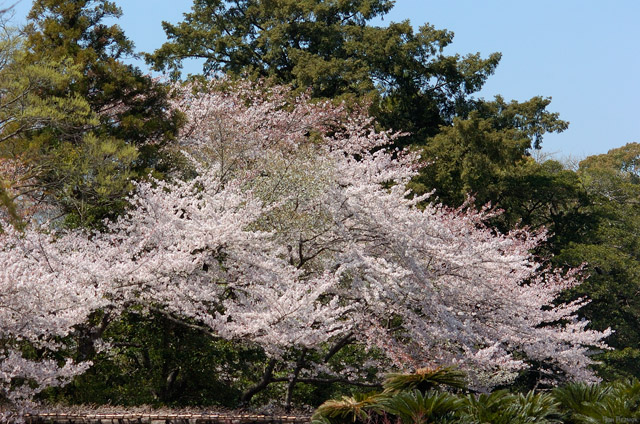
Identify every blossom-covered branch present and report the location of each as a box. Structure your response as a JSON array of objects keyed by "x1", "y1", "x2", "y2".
[{"x1": 0, "y1": 78, "x2": 610, "y2": 417}]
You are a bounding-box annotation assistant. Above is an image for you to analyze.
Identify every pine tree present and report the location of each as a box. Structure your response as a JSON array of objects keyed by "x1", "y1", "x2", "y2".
[
  {"x1": 147, "y1": 0, "x2": 500, "y2": 146},
  {"x1": 1, "y1": 0, "x2": 182, "y2": 227}
]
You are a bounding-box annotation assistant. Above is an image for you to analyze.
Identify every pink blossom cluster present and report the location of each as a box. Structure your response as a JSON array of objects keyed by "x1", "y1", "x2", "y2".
[
  {"x1": 0, "y1": 224, "x2": 105, "y2": 421},
  {"x1": 0, "y1": 78, "x2": 610, "y2": 417}
]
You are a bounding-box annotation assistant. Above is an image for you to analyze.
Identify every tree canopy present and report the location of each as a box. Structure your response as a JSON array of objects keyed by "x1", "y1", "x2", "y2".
[
  {"x1": 0, "y1": 0, "x2": 183, "y2": 228},
  {"x1": 148, "y1": 0, "x2": 501, "y2": 145},
  {"x1": 0, "y1": 80, "x2": 611, "y2": 420}
]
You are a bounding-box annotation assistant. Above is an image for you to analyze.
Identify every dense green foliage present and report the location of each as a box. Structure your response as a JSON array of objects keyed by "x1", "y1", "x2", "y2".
[
  {"x1": 45, "y1": 311, "x2": 259, "y2": 406},
  {"x1": 147, "y1": 0, "x2": 501, "y2": 146},
  {"x1": 0, "y1": 23, "x2": 94, "y2": 227},
  {"x1": 411, "y1": 96, "x2": 569, "y2": 206},
  {"x1": 314, "y1": 369, "x2": 640, "y2": 423},
  {"x1": 0, "y1": 0, "x2": 182, "y2": 228},
  {"x1": 25, "y1": 0, "x2": 182, "y2": 147},
  {"x1": 554, "y1": 143, "x2": 640, "y2": 381}
]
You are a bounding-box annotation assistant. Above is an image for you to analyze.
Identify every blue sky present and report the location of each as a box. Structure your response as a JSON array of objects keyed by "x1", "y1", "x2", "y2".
[{"x1": 6, "y1": 0, "x2": 640, "y2": 160}]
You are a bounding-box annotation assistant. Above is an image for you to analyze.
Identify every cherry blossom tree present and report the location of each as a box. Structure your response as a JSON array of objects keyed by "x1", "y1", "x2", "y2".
[
  {"x1": 157, "y1": 79, "x2": 609, "y2": 391},
  {"x1": 0, "y1": 224, "x2": 106, "y2": 421},
  {"x1": 0, "y1": 79, "x2": 610, "y2": 418}
]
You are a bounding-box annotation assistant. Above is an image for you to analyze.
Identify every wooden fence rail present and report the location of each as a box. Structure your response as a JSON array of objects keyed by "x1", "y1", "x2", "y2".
[{"x1": 24, "y1": 413, "x2": 312, "y2": 424}]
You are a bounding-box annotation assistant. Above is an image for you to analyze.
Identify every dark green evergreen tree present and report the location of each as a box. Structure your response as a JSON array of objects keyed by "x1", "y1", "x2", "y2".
[
  {"x1": 147, "y1": 0, "x2": 500, "y2": 146},
  {"x1": 0, "y1": 22, "x2": 95, "y2": 227},
  {"x1": 555, "y1": 143, "x2": 640, "y2": 380},
  {"x1": 411, "y1": 96, "x2": 569, "y2": 206},
  {"x1": 8, "y1": 0, "x2": 183, "y2": 227}
]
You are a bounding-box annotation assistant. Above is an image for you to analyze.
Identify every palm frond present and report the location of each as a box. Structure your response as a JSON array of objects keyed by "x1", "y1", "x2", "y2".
[
  {"x1": 313, "y1": 392, "x2": 386, "y2": 424},
  {"x1": 383, "y1": 366, "x2": 467, "y2": 393},
  {"x1": 462, "y1": 389, "x2": 561, "y2": 424},
  {"x1": 379, "y1": 389, "x2": 464, "y2": 424}
]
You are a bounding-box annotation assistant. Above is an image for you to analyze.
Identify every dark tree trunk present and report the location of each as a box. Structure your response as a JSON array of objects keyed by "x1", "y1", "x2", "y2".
[{"x1": 240, "y1": 358, "x2": 278, "y2": 406}]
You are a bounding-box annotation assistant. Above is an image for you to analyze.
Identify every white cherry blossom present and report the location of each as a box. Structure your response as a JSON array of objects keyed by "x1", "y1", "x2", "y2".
[{"x1": 0, "y1": 79, "x2": 610, "y2": 417}]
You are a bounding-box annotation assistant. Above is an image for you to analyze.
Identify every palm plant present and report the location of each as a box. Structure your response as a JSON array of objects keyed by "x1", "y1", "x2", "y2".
[
  {"x1": 552, "y1": 381, "x2": 612, "y2": 423},
  {"x1": 312, "y1": 392, "x2": 387, "y2": 424},
  {"x1": 462, "y1": 390, "x2": 515, "y2": 424},
  {"x1": 378, "y1": 389, "x2": 465, "y2": 424},
  {"x1": 556, "y1": 379, "x2": 640, "y2": 423},
  {"x1": 514, "y1": 391, "x2": 563, "y2": 423},
  {"x1": 461, "y1": 389, "x2": 561, "y2": 424},
  {"x1": 383, "y1": 367, "x2": 467, "y2": 393}
]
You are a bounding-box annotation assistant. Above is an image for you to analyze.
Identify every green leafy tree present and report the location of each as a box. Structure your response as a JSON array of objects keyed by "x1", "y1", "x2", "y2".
[
  {"x1": 491, "y1": 159, "x2": 592, "y2": 249},
  {"x1": 407, "y1": 95, "x2": 597, "y2": 262},
  {"x1": 554, "y1": 143, "x2": 640, "y2": 380},
  {"x1": 412, "y1": 96, "x2": 569, "y2": 207},
  {"x1": 147, "y1": 0, "x2": 501, "y2": 145},
  {"x1": 0, "y1": 21, "x2": 96, "y2": 226},
  {"x1": 1, "y1": 0, "x2": 182, "y2": 227},
  {"x1": 25, "y1": 0, "x2": 181, "y2": 149}
]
